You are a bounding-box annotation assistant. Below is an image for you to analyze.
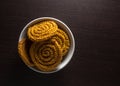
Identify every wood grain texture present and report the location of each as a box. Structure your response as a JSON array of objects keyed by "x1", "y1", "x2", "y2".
[{"x1": 0, "y1": 0, "x2": 120, "y2": 86}]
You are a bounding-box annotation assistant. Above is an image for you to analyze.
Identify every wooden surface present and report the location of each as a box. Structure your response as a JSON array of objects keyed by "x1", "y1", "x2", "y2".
[{"x1": 0, "y1": 0, "x2": 120, "y2": 86}]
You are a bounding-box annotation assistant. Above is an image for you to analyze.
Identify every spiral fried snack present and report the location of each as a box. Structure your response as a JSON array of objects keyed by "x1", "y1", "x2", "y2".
[
  {"x1": 52, "y1": 29, "x2": 70, "y2": 56},
  {"x1": 27, "y1": 21, "x2": 58, "y2": 42},
  {"x1": 18, "y1": 38, "x2": 34, "y2": 66},
  {"x1": 29, "y1": 39, "x2": 62, "y2": 72}
]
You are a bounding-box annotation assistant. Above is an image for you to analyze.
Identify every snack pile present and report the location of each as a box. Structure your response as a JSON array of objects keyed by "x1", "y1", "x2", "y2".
[{"x1": 18, "y1": 20, "x2": 70, "y2": 72}]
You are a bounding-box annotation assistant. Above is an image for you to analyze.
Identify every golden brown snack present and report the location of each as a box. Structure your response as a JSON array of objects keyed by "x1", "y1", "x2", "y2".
[
  {"x1": 27, "y1": 21, "x2": 58, "y2": 42},
  {"x1": 18, "y1": 20, "x2": 71, "y2": 72},
  {"x1": 51, "y1": 28, "x2": 70, "y2": 56},
  {"x1": 29, "y1": 39, "x2": 62, "y2": 72},
  {"x1": 18, "y1": 38, "x2": 34, "y2": 66}
]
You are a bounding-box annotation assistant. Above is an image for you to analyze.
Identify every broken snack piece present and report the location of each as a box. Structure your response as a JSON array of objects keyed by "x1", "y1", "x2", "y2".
[
  {"x1": 51, "y1": 28, "x2": 70, "y2": 56},
  {"x1": 18, "y1": 38, "x2": 34, "y2": 67}
]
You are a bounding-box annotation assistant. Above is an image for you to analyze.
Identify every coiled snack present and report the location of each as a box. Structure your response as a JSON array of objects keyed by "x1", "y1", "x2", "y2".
[
  {"x1": 18, "y1": 20, "x2": 71, "y2": 72},
  {"x1": 29, "y1": 39, "x2": 62, "y2": 72},
  {"x1": 18, "y1": 38, "x2": 34, "y2": 67},
  {"x1": 27, "y1": 21, "x2": 58, "y2": 42},
  {"x1": 51, "y1": 29, "x2": 70, "y2": 56}
]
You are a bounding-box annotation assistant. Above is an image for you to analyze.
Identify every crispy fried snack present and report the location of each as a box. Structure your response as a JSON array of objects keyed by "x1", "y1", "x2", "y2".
[
  {"x1": 51, "y1": 29, "x2": 70, "y2": 56},
  {"x1": 29, "y1": 39, "x2": 62, "y2": 72},
  {"x1": 27, "y1": 21, "x2": 58, "y2": 42},
  {"x1": 18, "y1": 38, "x2": 34, "y2": 66},
  {"x1": 18, "y1": 20, "x2": 71, "y2": 72}
]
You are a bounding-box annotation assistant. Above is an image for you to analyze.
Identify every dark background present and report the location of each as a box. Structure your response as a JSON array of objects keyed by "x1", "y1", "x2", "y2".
[{"x1": 0, "y1": 0, "x2": 120, "y2": 86}]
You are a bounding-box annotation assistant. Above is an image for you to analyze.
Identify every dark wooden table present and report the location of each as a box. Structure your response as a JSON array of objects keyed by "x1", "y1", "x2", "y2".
[{"x1": 0, "y1": 0, "x2": 120, "y2": 86}]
